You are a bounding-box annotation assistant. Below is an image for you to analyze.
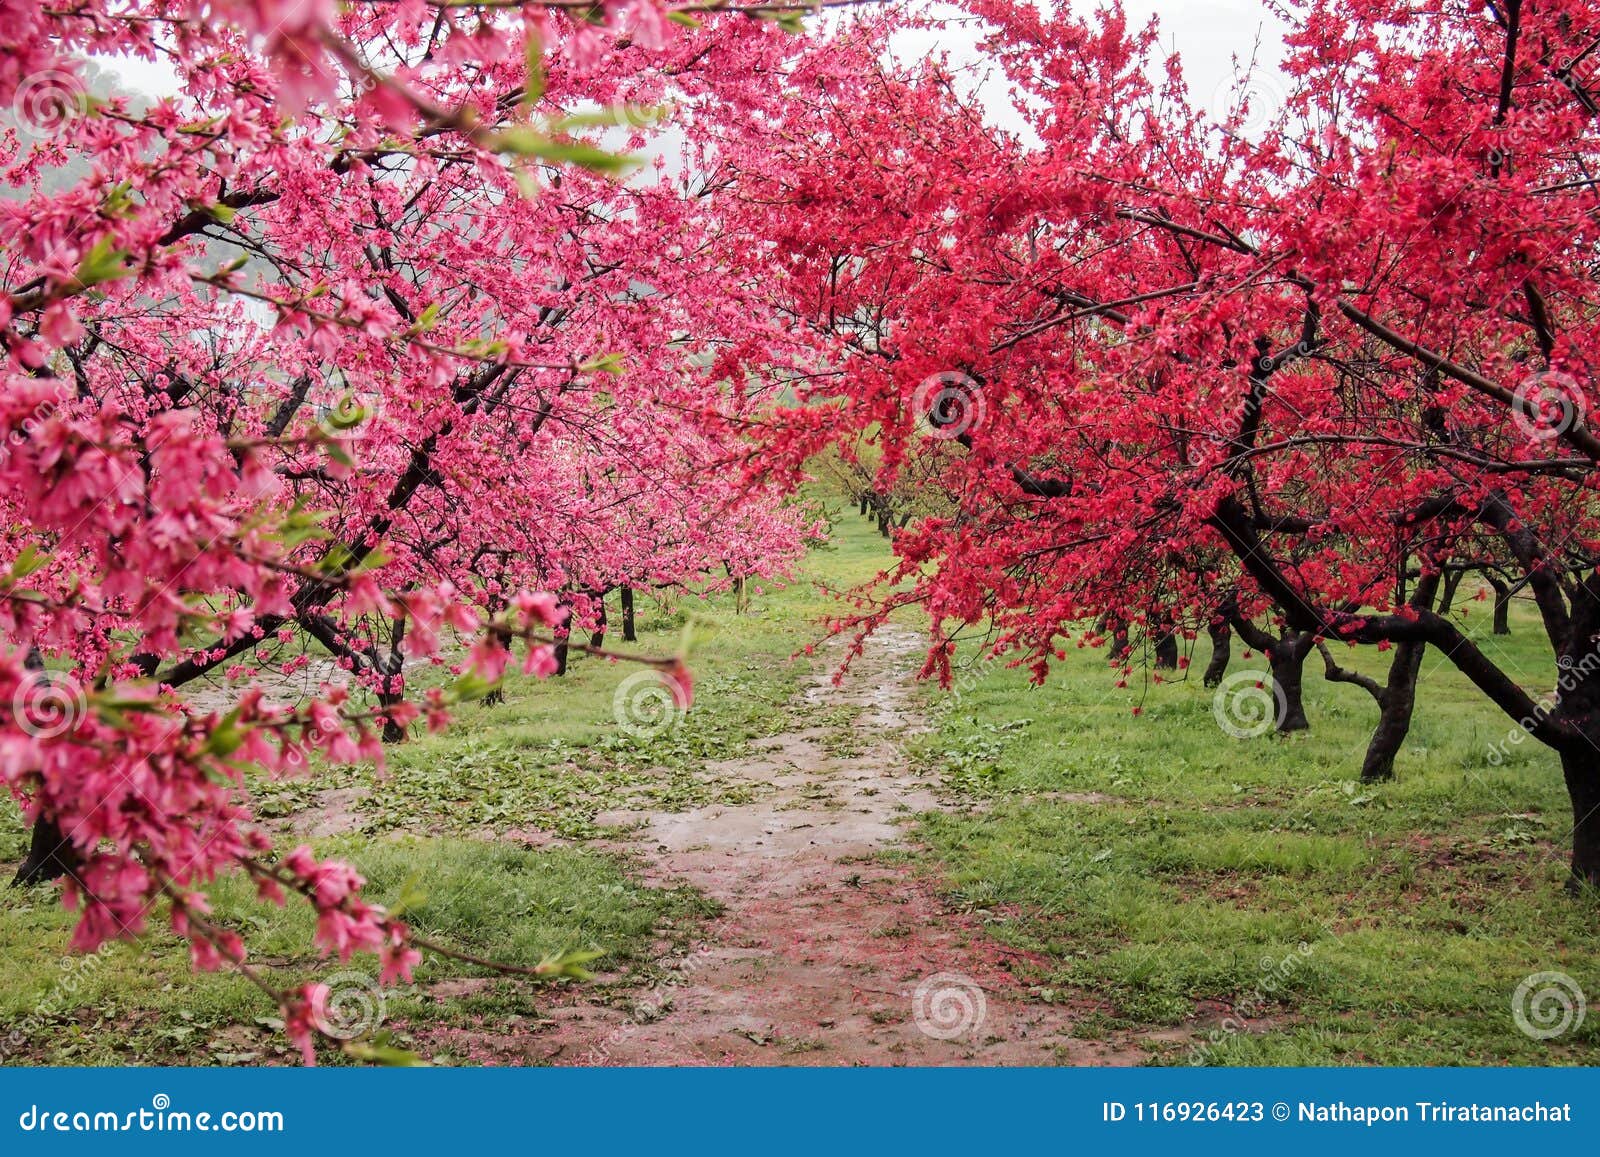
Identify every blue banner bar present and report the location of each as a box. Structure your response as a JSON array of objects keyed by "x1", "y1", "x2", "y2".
[{"x1": 1, "y1": 1067, "x2": 1593, "y2": 1154}]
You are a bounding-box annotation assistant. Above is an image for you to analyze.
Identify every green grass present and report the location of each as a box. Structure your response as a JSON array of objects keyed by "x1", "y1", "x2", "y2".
[
  {"x1": 912, "y1": 592, "x2": 1600, "y2": 1065},
  {"x1": 0, "y1": 496, "x2": 891, "y2": 1066},
  {"x1": 5, "y1": 494, "x2": 1596, "y2": 1067},
  {"x1": 0, "y1": 839, "x2": 711, "y2": 1065}
]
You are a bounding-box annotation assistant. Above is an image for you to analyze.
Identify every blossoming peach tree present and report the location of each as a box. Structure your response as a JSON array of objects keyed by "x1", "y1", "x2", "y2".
[
  {"x1": 724, "y1": 0, "x2": 1600, "y2": 884},
  {"x1": 1, "y1": 0, "x2": 829, "y2": 1061}
]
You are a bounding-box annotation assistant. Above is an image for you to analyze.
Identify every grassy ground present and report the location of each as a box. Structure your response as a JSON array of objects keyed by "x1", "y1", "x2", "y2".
[
  {"x1": 910, "y1": 589, "x2": 1600, "y2": 1065},
  {"x1": 4, "y1": 498, "x2": 1595, "y2": 1066},
  {"x1": 0, "y1": 498, "x2": 883, "y2": 1066}
]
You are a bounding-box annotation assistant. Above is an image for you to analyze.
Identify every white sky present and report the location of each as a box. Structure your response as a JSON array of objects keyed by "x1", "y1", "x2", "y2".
[{"x1": 95, "y1": 0, "x2": 1291, "y2": 123}]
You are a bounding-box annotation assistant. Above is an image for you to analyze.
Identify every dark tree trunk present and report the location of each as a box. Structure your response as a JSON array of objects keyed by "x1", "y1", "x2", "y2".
[
  {"x1": 1203, "y1": 617, "x2": 1231, "y2": 688},
  {"x1": 12, "y1": 814, "x2": 79, "y2": 887},
  {"x1": 379, "y1": 618, "x2": 408, "y2": 741},
  {"x1": 1152, "y1": 627, "x2": 1179, "y2": 670},
  {"x1": 1555, "y1": 575, "x2": 1600, "y2": 887},
  {"x1": 380, "y1": 681, "x2": 407, "y2": 742},
  {"x1": 1439, "y1": 569, "x2": 1465, "y2": 615},
  {"x1": 1316, "y1": 573, "x2": 1436, "y2": 782},
  {"x1": 620, "y1": 586, "x2": 636, "y2": 642},
  {"x1": 1232, "y1": 614, "x2": 1312, "y2": 733},
  {"x1": 1268, "y1": 633, "x2": 1313, "y2": 733},
  {"x1": 1360, "y1": 638, "x2": 1426, "y2": 782},
  {"x1": 1561, "y1": 742, "x2": 1600, "y2": 888},
  {"x1": 1359, "y1": 572, "x2": 1441, "y2": 779},
  {"x1": 1488, "y1": 576, "x2": 1512, "y2": 635},
  {"x1": 554, "y1": 606, "x2": 571, "y2": 676},
  {"x1": 482, "y1": 622, "x2": 512, "y2": 708},
  {"x1": 1098, "y1": 613, "x2": 1131, "y2": 663},
  {"x1": 590, "y1": 594, "x2": 607, "y2": 650},
  {"x1": 12, "y1": 648, "x2": 79, "y2": 886}
]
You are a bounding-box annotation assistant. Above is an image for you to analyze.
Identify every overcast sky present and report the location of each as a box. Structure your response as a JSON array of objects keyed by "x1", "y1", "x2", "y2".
[{"x1": 95, "y1": 0, "x2": 1291, "y2": 123}]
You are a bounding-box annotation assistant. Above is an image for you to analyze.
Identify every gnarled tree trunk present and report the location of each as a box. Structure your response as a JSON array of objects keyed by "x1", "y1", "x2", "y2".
[
  {"x1": 1203, "y1": 617, "x2": 1232, "y2": 688},
  {"x1": 1488, "y1": 575, "x2": 1512, "y2": 635},
  {"x1": 620, "y1": 586, "x2": 637, "y2": 642},
  {"x1": 1152, "y1": 616, "x2": 1179, "y2": 670},
  {"x1": 12, "y1": 814, "x2": 79, "y2": 887},
  {"x1": 1320, "y1": 573, "x2": 1440, "y2": 781},
  {"x1": 553, "y1": 604, "x2": 571, "y2": 676},
  {"x1": 590, "y1": 593, "x2": 607, "y2": 650},
  {"x1": 1268, "y1": 632, "x2": 1314, "y2": 733},
  {"x1": 12, "y1": 649, "x2": 82, "y2": 886},
  {"x1": 1233, "y1": 614, "x2": 1313, "y2": 733}
]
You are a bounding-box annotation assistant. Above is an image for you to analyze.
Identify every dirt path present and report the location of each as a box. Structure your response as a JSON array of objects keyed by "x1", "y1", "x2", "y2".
[{"x1": 508, "y1": 626, "x2": 1157, "y2": 1066}]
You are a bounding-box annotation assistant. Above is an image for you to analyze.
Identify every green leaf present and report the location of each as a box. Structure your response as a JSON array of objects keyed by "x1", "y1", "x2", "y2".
[
  {"x1": 9, "y1": 545, "x2": 47, "y2": 581},
  {"x1": 389, "y1": 871, "x2": 428, "y2": 917},
  {"x1": 578, "y1": 351, "x2": 625, "y2": 376},
  {"x1": 534, "y1": 948, "x2": 605, "y2": 981},
  {"x1": 756, "y1": 8, "x2": 807, "y2": 33},
  {"x1": 484, "y1": 128, "x2": 640, "y2": 175},
  {"x1": 203, "y1": 707, "x2": 247, "y2": 758},
  {"x1": 73, "y1": 237, "x2": 133, "y2": 290},
  {"x1": 343, "y1": 1040, "x2": 426, "y2": 1067},
  {"x1": 448, "y1": 670, "x2": 498, "y2": 702},
  {"x1": 412, "y1": 301, "x2": 441, "y2": 332}
]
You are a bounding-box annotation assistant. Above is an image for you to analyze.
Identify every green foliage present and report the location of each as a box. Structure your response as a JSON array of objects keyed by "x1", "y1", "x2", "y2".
[
  {"x1": 0, "y1": 839, "x2": 711, "y2": 1065},
  {"x1": 914, "y1": 593, "x2": 1600, "y2": 1065}
]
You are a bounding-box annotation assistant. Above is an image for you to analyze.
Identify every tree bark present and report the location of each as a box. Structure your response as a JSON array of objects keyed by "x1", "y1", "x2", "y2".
[
  {"x1": 1153, "y1": 626, "x2": 1179, "y2": 670},
  {"x1": 378, "y1": 617, "x2": 408, "y2": 741},
  {"x1": 1355, "y1": 572, "x2": 1438, "y2": 780},
  {"x1": 1359, "y1": 638, "x2": 1427, "y2": 782},
  {"x1": 1098, "y1": 613, "x2": 1131, "y2": 663},
  {"x1": 1561, "y1": 743, "x2": 1600, "y2": 888},
  {"x1": 1488, "y1": 576, "x2": 1512, "y2": 635},
  {"x1": 11, "y1": 814, "x2": 80, "y2": 887},
  {"x1": 1203, "y1": 617, "x2": 1231, "y2": 688},
  {"x1": 1439, "y1": 568, "x2": 1464, "y2": 615},
  {"x1": 590, "y1": 594, "x2": 607, "y2": 650},
  {"x1": 1268, "y1": 632, "x2": 1314, "y2": 733},
  {"x1": 482, "y1": 621, "x2": 512, "y2": 708},
  {"x1": 551, "y1": 601, "x2": 572, "y2": 675},
  {"x1": 621, "y1": 586, "x2": 636, "y2": 642},
  {"x1": 12, "y1": 648, "x2": 81, "y2": 886},
  {"x1": 1232, "y1": 614, "x2": 1313, "y2": 733}
]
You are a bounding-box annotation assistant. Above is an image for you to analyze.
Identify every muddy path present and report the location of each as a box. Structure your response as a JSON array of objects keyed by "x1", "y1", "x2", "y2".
[{"x1": 476, "y1": 625, "x2": 1163, "y2": 1066}]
